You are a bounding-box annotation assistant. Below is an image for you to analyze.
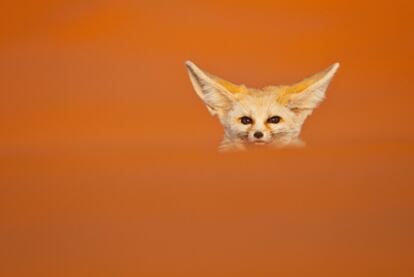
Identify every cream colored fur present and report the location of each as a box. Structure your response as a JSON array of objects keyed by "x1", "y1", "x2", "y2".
[{"x1": 185, "y1": 61, "x2": 339, "y2": 151}]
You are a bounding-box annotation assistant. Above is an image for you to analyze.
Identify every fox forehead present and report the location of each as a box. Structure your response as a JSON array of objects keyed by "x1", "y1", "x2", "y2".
[
  {"x1": 230, "y1": 87, "x2": 292, "y2": 118},
  {"x1": 233, "y1": 85, "x2": 288, "y2": 101}
]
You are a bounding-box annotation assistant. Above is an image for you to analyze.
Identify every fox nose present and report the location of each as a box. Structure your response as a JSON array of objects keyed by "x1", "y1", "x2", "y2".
[{"x1": 253, "y1": 131, "x2": 263, "y2": 139}]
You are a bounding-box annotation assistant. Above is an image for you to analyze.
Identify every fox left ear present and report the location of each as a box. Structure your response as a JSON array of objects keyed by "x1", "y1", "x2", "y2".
[
  {"x1": 185, "y1": 61, "x2": 247, "y2": 116},
  {"x1": 278, "y1": 63, "x2": 340, "y2": 112}
]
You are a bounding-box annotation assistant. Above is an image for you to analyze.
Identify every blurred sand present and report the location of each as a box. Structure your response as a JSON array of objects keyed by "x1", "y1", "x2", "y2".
[{"x1": 0, "y1": 1, "x2": 413, "y2": 276}]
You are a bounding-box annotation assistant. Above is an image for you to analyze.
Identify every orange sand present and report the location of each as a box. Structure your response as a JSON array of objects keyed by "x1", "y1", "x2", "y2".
[{"x1": 0, "y1": 1, "x2": 413, "y2": 276}]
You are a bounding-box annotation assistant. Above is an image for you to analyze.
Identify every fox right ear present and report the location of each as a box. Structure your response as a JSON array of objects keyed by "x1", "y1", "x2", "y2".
[
  {"x1": 185, "y1": 61, "x2": 238, "y2": 116},
  {"x1": 278, "y1": 63, "x2": 340, "y2": 112}
]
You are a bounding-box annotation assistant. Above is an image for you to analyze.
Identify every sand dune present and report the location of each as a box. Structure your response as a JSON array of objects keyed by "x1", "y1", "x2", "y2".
[{"x1": 0, "y1": 1, "x2": 413, "y2": 276}]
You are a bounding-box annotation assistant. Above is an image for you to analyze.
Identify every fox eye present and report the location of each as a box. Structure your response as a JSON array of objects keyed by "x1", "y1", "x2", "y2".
[
  {"x1": 240, "y1": 116, "x2": 253, "y2": 125},
  {"x1": 267, "y1": 116, "x2": 282, "y2": 124}
]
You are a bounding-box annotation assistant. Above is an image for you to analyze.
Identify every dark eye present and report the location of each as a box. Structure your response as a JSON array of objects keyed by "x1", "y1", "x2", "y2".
[
  {"x1": 240, "y1": 116, "x2": 253, "y2": 125},
  {"x1": 267, "y1": 116, "x2": 282, "y2": 124}
]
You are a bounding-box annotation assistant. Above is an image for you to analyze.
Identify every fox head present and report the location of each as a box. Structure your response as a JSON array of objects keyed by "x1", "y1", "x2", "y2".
[{"x1": 185, "y1": 61, "x2": 339, "y2": 151}]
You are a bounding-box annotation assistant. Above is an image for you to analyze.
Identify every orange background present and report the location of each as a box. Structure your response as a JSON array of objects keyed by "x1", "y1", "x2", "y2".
[{"x1": 0, "y1": 1, "x2": 413, "y2": 276}]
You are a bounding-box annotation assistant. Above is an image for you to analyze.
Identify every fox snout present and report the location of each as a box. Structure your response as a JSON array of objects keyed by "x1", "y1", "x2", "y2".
[
  {"x1": 253, "y1": 131, "x2": 263, "y2": 139},
  {"x1": 247, "y1": 129, "x2": 271, "y2": 144}
]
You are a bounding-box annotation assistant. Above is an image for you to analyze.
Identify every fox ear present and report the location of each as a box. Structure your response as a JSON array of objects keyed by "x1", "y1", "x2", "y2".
[
  {"x1": 278, "y1": 63, "x2": 340, "y2": 113},
  {"x1": 185, "y1": 61, "x2": 244, "y2": 116}
]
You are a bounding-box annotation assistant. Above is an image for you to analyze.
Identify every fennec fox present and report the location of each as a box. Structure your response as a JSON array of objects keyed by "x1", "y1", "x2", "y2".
[{"x1": 185, "y1": 61, "x2": 339, "y2": 151}]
